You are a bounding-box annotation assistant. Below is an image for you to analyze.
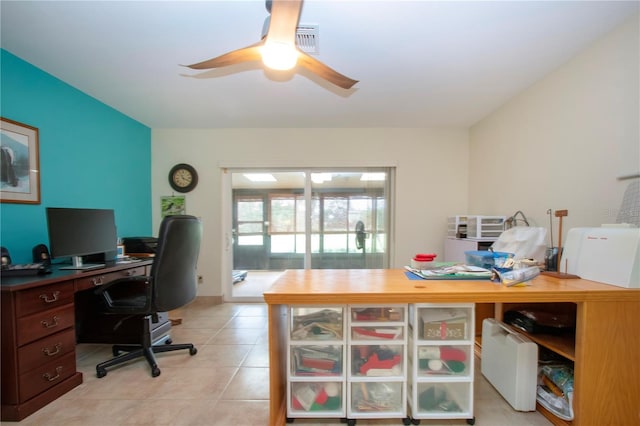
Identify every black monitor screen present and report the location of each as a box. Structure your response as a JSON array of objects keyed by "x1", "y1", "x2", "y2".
[{"x1": 46, "y1": 207, "x2": 117, "y2": 270}]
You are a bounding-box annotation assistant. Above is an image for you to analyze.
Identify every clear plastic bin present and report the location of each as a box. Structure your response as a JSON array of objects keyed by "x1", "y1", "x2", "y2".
[
  {"x1": 289, "y1": 381, "x2": 343, "y2": 415},
  {"x1": 414, "y1": 382, "x2": 471, "y2": 416},
  {"x1": 416, "y1": 345, "x2": 471, "y2": 377},
  {"x1": 352, "y1": 345, "x2": 404, "y2": 377},
  {"x1": 290, "y1": 307, "x2": 343, "y2": 341},
  {"x1": 290, "y1": 345, "x2": 343, "y2": 377},
  {"x1": 351, "y1": 306, "x2": 405, "y2": 322},
  {"x1": 350, "y1": 381, "x2": 404, "y2": 414}
]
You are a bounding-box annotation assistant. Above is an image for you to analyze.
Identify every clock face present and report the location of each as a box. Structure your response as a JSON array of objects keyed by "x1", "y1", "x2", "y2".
[{"x1": 169, "y1": 164, "x2": 198, "y2": 193}]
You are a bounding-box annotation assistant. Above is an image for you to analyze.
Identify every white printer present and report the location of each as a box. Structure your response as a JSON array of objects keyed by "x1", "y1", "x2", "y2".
[{"x1": 560, "y1": 226, "x2": 640, "y2": 288}]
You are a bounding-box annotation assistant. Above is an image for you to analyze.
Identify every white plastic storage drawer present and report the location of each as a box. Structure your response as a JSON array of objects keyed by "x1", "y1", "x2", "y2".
[
  {"x1": 349, "y1": 381, "x2": 404, "y2": 414},
  {"x1": 418, "y1": 306, "x2": 472, "y2": 341},
  {"x1": 290, "y1": 307, "x2": 343, "y2": 341},
  {"x1": 290, "y1": 345, "x2": 343, "y2": 377},
  {"x1": 447, "y1": 215, "x2": 468, "y2": 238},
  {"x1": 416, "y1": 345, "x2": 472, "y2": 377},
  {"x1": 413, "y1": 382, "x2": 472, "y2": 418},
  {"x1": 466, "y1": 216, "x2": 506, "y2": 240},
  {"x1": 351, "y1": 326, "x2": 404, "y2": 341},
  {"x1": 351, "y1": 345, "x2": 404, "y2": 378},
  {"x1": 289, "y1": 381, "x2": 344, "y2": 416}
]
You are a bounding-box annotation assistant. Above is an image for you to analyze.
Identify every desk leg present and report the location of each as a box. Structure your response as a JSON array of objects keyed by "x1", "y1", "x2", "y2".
[
  {"x1": 574, "y1": 300, "x2": 640, "y2": 425},
  {"x1": 268, "y1": 304, "x2": 288, "y2": 426}
]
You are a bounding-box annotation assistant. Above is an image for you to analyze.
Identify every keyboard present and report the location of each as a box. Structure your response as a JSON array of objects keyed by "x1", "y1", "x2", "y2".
[
  {"x1": 1, "y1": 263, "x2": 52, "y2": 277},
  {"x1": 115, "y1": 257, "x2": 142, "y2": 264}
]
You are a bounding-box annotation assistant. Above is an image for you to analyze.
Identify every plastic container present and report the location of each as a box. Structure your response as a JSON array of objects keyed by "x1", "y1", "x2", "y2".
[{"x1": 464, "y1": 251, "x2": 514, "y2": 269}]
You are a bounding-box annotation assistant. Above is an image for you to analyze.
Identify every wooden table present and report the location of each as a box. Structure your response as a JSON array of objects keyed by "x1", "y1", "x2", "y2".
[{"x1": 263, "y1": 269, "x2": 640, "y2": 426}]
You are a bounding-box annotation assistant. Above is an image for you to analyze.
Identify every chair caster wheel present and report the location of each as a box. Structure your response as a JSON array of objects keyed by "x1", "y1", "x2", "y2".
[
  {"x1": 411, "y1": 419, "x2": 421, "y2": 425},
  {"x1": 96, "y1": 368, "x2": 107, "y2": 378},
  {"x1": 164, "y1": 338, "x2": 173, "y2": 344},
  {"x1": 190, "y1": 347, "x2": 197, "y2": 356},
  {"x1": 402, "y1": 417, "x2": 412, "y2": 425},
  {"x1": 466, "y1": 417, "x2": 476, "y2": 425},
  {"x1": 151, "y1": 367, "x2": 161, "y2": 377}
]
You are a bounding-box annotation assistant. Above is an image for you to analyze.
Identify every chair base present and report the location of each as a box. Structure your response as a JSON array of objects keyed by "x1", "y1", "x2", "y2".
[{"x1": 96, "y1": 340, "x2": 197, "y2": 378}]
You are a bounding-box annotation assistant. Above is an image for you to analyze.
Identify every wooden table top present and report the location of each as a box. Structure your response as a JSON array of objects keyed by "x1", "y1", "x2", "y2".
[{"x1": 263, "y1": 269, "x2": 640, "y2": 305}]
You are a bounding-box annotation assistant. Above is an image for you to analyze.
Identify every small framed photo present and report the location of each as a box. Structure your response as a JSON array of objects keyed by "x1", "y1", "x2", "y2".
[
  {"x1": 161, "y1": 195, "x2": 186, "y2": 217},
  {"x1": 116, "y1": 244, "x2": 126, "y2": 259},
  {"x1": 1, "y1": 118, "x2": 41, "y2": 204}
]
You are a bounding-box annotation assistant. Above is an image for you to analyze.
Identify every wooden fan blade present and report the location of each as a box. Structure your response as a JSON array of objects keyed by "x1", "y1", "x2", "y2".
[
  {"x1": 297, "y1": 51, "x2": 358, "y2": 89},
  {"x1": 267, "y1": 0, "x2": 303, "y2": 45},
  {"x1": 184, "y1": 42, "x2": 264, "y2": 70}
]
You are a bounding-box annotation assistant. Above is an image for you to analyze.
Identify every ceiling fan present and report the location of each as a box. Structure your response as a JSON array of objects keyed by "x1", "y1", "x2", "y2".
[{"x1": 184, "y1": 0, "x2": 358, "y2": 90}]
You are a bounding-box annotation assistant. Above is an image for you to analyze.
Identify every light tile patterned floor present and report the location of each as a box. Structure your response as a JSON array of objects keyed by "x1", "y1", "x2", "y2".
[{"x1": 15, "y1": 301, "x2": 552, "y2": 425}]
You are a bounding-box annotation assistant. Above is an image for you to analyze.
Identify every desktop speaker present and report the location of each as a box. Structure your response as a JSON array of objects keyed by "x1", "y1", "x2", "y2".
[
  {"x1": 32, "y1": 244, "x2": 51, "y2": 265},
  {"x1": 1, "y1": 246, "x2": 11, "y2": 266}
]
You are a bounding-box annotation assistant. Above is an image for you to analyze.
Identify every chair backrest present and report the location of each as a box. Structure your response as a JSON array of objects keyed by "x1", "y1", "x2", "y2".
[{"x1": 149, "y1": 215, "x2": 203, "y2": 312}]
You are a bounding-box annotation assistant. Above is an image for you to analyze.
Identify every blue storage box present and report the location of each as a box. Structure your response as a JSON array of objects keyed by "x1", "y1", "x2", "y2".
[{"x1": 465, "y1": 250, "x2": 514, "y2": 269}]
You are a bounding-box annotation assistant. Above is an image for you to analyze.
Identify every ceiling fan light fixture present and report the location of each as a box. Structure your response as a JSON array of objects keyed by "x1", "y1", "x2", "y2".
[{"x1": 261, "y1": 40, "x2": 298, "y2": 70}]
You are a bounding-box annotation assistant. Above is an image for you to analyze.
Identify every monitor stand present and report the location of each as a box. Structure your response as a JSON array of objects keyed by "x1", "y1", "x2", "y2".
[{"x1": 59, "y1": 256, "x2": 105, "y2": 271}]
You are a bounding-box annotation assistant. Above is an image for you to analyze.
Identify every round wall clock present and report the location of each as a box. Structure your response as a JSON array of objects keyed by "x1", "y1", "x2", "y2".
[{"x1": 169, "y1": 163, "x2": 198, "y2": 193}]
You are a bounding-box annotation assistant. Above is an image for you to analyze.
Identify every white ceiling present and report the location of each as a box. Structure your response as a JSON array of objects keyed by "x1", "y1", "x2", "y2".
[{"x1": 1, "y1": 1, "x2": 638, "y2": 129}]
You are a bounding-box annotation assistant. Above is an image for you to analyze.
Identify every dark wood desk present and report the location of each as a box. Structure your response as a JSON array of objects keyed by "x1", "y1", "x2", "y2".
[
  {"x1": 1, "y1": 260, "x2": 153, "y2": 421},
  {"x1": 263, "y1": 269, "x2": 640, "y2": 426}
]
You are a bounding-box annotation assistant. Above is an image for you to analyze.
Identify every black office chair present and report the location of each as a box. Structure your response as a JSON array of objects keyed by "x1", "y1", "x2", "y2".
[{"x1": 94, "y1": 215, "x2": 202, "y2": 378}]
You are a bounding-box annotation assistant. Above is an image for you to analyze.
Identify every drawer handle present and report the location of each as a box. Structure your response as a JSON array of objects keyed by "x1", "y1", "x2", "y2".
[
  {"x1": 43, "y1": 366, "x2": 63, "y2": 382},
  {"x1": 91, "y1": 276, "x2": 105, "y2": 286},
  {"x1": 42, "y1": 343, "x2": 62, "y2": 356},
  {"x1": 41, "y1": 316, "x2": 59, "y2": 329},
  {"x1": 39, "y1": 291, "x2": 61, "y2": 303},
  {"x1": 125, "y1": 270, "x2": 136, "y2": 276}
]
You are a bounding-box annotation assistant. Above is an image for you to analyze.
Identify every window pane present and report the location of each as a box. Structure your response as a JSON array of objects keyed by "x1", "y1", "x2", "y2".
[
  {"x1": 270, "y1": 197, "x2": 296, "y2": 233},
  {"x1": 323, "y1": 234, "x2": 347, "y2": 252},
  {"x1": 296, "y1": 234, "x2": 308, "y2": 254},
  {"x1": 238, "y1": 235, "x2": 263, "y2": 246},
  {"x1": 324, "y1": 198, "x2": 348, "y2": 231},
  {"x1": 238, "y1": 223, "x2": 262, "y2": 233},
  {"x1": 271, "y1": 234, "x2": 295, "y2": 253},
  {"x1": 237, "y1": 201, "x2": 263, "y2": 221},
  {"x1": 376, "y1": 198, "x2": 386, "y2": 232},
  {"x1": 310, "y1": 234, "x2": 320, "y2": 253},
  {"x1": 375, "y1": 233, "x2": 386, "y2": 253}
]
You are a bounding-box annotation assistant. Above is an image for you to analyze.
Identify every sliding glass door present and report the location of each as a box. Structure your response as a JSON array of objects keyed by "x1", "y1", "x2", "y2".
[{"x1": 227, "y1": 168, "x2": 393, "y2": 300}]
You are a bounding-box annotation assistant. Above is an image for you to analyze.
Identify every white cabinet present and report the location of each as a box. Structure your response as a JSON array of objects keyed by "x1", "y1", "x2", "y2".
[
  {"x1": 347, "y1": 305, "x2": 410, "y2": 425},
  {"x1": 409, "y1": 303, "x2": 476, "y2": 425},
  {"x1": 444, "y1": 238, "x2": 492, "y2": 262},
  {"x1": 286, "y1": 304, "x2": 412, "y2": 425},
  {"x1": 287, "y1": 306, "x2": 347, "y2": 421}
]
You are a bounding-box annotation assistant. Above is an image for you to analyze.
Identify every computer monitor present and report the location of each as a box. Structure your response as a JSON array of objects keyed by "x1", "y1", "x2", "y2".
[{"x1": 46, "y1": 207, "x2": 117, "y2": 270}]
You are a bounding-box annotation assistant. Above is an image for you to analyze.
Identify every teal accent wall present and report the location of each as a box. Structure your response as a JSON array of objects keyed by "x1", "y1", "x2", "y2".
[{"x1": 1, "y1": 49, "x2": 152, "y2": 263}]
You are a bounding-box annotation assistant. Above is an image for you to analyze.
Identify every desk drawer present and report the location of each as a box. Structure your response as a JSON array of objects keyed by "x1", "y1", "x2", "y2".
[
  {"x1": 18, "y1": 328, "x2": 76, "y2": 375},
  {"x1": 19, "y1": 351, "x2": 76, "y2": 402},
  {"x1": 15, "y1": 281, "x2": 75, "y2": 318},
  {"x1": 17, "y1": 304, "x2": 75, "y2": 346},
  {"x1": 75, "y1": 266, "x2": 147, "y2": 291}
]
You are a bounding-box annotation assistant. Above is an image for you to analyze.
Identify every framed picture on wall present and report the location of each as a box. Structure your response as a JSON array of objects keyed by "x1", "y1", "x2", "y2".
[
  {"x1": 161, "y1": 195, "x2": 186, "y2": 217},
  {"x1": 0, "y1": 117, "x2": 40, "y2": 204}
]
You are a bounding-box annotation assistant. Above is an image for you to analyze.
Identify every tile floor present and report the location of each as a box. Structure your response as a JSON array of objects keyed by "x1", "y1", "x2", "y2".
[{"x1": 14, "y1": 300, "x2": 552, "y2": 426}]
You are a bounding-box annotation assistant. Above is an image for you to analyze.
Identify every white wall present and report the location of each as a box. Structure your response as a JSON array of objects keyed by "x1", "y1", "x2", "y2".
[
  {"x1": 469, "y1": 15, "x2": 639, "y2": 244},
  {"x1": 152, "y1": 128, "x2": 469, "y2": 297}
]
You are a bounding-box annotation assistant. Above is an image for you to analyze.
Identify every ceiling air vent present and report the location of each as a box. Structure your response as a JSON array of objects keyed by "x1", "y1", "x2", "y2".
[{"x1": 296, "y1": 24, "x2": 319, "y2": 54}]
